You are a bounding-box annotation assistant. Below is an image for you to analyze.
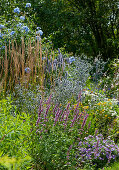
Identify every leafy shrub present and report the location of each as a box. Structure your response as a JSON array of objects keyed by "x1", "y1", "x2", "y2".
[{"x1": 0, "y1": 97, "x2": 32, "y2": 169}]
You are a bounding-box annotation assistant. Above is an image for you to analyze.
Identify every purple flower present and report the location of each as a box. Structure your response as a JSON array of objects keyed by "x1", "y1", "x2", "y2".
[
  {"x1": 81, "y1": 114, "x2": 89, "y2": 128},
  {"x1": 88, "y1": 121, "x2": 91, "y2": 130}
]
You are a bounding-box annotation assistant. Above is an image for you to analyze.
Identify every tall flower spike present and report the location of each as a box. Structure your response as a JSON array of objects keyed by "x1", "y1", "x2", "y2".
[{"x1": 81, "y1": 114, "x2": 89, "y2": 128}]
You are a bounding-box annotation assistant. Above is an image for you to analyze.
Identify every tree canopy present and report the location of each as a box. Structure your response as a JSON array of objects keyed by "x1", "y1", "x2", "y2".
[{"x1": 0, "y1": 0, "x2": 119, "y2": 61}]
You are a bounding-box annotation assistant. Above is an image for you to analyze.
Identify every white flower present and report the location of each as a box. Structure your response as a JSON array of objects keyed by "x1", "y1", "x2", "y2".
[{"x1": 110, "y1": 111, "x2": 117, "y2": 116}]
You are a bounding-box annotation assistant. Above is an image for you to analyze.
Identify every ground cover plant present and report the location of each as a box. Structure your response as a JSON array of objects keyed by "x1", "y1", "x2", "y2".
[{"x1": 0, "y1": 2, "x2": 119, "y2": 170}]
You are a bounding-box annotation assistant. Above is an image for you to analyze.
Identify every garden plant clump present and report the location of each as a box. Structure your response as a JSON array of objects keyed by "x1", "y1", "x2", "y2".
[{"x1": 0, "y1": 2, "x2": 119, "y2": 170}]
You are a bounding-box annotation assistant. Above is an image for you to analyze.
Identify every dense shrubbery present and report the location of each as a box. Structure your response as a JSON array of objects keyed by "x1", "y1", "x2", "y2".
[{"x1": 0, "y1": 2, "x2": 119, "y2": 170}]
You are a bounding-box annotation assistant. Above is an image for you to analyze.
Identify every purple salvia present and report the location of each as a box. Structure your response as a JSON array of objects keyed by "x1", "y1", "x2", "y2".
[
  {"x1": 55, "y1": 107, "x2": 60, "y2": 117},
  {"x1": 71, "y1": 110, "x2": 80, "y2": 127},
  {"x1": 38, "y1": 100, "x2": 43, "y2": 117},
  {"x1": 54, "y1": 110, "x2": 62, "y2": 125},
  {"x1": 60, "y1": 111, "x2": 66, "y2": 121},
  {"x1": 45, "y1": 94, "x2": 52, "y2": 104},
  {"x1": 66, "y1": 144, "x2": 73, "y2": 160},
  {"x1": 78, "y1": 91, "x2": 82, "y2": 102},
  {"x1": 73, "y1": 101, "x2": 80, "y2": 117},
  {"x1": 36, "y1": 117, "x2": 41, "y2": 126},
  {"x1": 107, "y1": 151, "x2": 112, "y2": 163},
  {"x1": 88, "y1": 121, "x2": 91, "y2": 130},
  {"x1": 61, "y1": 103, "x2": 70, "y2": 122},
  {"x1": 66, "y1": 102, "x2": 70, "y2": 111},
  {"x1": 77, "y1": 113, "x2": 83, "y2": 120},
  {"x1": 53, "y1": 104, "x2": 58, "y2": 114},
  {"x1": 81, "y1": 114, "x2": 89, "y2": 128},
  {"x1": 75, "y1": 109, "x2": 79, "y2": 119},
  {"x1": 96, "y1": 139, "x2": 99, "y2": 148},
  {"x1": 95, "y1": 129, "x2": 98, "y2": 137},
  {"x1": 45, "y1": 104, "x2": 51, "y2": 115},
  {"x1": 64, "y1": 110, "x2": 70, "y2": 123},
  {"x1": 44, "y1": 104, "x2": 51, "y2": 120}
]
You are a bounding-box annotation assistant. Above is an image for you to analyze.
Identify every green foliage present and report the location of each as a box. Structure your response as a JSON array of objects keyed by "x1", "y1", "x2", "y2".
[{"x1": 0, "y1": 97, "x2": 32, "y2": 169}]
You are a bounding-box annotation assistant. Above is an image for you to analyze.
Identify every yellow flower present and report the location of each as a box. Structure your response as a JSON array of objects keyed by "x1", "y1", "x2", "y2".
[
  {"x1": 83, "y1": 106, "x2": 89, "y2": 109},
  {"x1": 102, "y1": 109, "x2": 104, "y2": 112},
  {"x1": 103, "y1": 102, "x2": 107, "y2": 105},
  {"x1": 97, "y1": 102, "x2": 101, "y2": 105},
  {"x1": 109, "y1": 103, "x2": 112, "y2": 105},
  {"x1": 105, "y1": 115, "x2": 108, "y2": 117}
]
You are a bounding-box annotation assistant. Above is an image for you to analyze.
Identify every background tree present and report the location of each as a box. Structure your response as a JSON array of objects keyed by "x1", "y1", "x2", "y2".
[{"x1": 1, "y1": 0, "x2": 119, "y2": 61}]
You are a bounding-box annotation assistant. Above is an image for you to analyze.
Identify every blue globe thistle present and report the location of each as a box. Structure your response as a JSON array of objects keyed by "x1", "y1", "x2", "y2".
[
  {"x1": 26, "y1": 3, "x2": 31, "y2": 7},
  {"x1": 14, "y1": 7, "x2": 20, "y2": 14}
]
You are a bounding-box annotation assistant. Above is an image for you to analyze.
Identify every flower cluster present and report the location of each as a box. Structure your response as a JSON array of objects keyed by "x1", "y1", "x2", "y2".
[
  {"x1": 14, "y1": 7, "x2": 20, "y2": 14},
  {"x1": 20, "y1": 16, "x2": 25, "y2": 21},
  {"x1": 76, "y1": 134, "x2": 119, "y2": 168}
]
